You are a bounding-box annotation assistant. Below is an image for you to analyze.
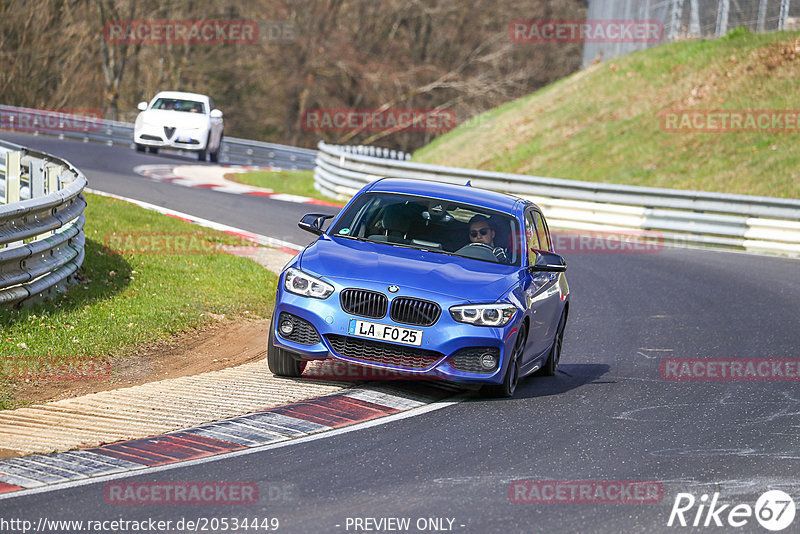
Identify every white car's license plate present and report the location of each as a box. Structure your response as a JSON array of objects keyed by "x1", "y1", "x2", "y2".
[{"x1": 348, "y1": 319, "x2": 423, "y2": 346}]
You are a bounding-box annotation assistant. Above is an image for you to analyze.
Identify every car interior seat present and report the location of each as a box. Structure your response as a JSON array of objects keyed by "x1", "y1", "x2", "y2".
[{"x1": 369, "y1": 203, "x2": 413, "y2": 244}]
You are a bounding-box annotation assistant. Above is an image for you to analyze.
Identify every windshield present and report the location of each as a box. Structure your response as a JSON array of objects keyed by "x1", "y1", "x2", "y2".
[
  {"x1": 330, "y1": 192, "x2": 521, "y2": 266},
  {"x1": 151, "y1": 98, "x2": 205, "y2": 113}
]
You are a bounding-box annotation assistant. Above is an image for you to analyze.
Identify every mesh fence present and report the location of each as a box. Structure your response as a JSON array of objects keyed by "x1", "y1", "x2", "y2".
[{"x1": 583, "y1": 0, "x2": 799, "y2": 66}]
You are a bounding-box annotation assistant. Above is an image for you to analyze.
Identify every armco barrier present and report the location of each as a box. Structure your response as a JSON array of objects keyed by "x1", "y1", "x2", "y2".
[
  {"x1": 314, "y1": 141, "x2": 800, "y2": 257},
  {"x1": 0, "y1": 139, "x2": 86, "y2": 306},
  {"x1": 0, "y1": 104, "x2": 317, "y2": 169}
]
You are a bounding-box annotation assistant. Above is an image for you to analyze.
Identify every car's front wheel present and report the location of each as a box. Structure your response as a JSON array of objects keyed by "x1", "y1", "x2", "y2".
[
  {"x1": 198, "y1": 133, "x2": 210, "y2": 161},
  {"x1": 267, "y1": 317, "x2": 306, "y2": 377},
  {"x1": 135, "y1": 144, "x2": 145, "y2": 152},
  {"x1": 147, "y1": 146, "x2": 158, "y2": 154},
  {"x1": 484, "y1": 324, "x2": 526, "y2": 398},
  {"x1": 209, "y1": 132, "x2": 222, "y2": 163}
]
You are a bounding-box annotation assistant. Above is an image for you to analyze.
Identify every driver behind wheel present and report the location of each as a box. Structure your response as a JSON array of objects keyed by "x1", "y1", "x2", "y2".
[{"x1": 468, "y1": 215, "x2": 509, "y2": 263}]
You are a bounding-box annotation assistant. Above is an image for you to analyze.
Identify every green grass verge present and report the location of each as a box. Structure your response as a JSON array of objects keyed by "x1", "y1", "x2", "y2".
[
  {"x1": 414, "y1": 29, "x2": 800, "y2": 199},
  {"x1": 226, "y1": 170, "x2": 344, "y2": 204},
  {"x1": 0, "y1": 193, "x2": 277, "y2": 409}
]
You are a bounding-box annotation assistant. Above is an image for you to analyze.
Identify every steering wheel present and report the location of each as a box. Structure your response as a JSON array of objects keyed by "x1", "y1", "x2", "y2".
[{"x1": 456, "y1": 242, "x2": 500, "y2": 262}]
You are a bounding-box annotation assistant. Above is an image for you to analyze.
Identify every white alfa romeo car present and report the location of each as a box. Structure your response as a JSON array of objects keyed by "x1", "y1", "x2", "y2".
[{"x1": 133, "y1": 91, "x2": 224, "y2": 162}]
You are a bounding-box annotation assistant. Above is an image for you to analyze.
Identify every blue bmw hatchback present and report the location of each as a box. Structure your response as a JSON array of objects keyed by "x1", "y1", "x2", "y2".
[{"x1": 268, "y1": 178, "x2": 569, "y2": 397}]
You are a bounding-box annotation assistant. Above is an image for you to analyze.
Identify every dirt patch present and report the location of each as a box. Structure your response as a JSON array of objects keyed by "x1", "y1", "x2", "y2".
[{"x1": 11, "y1": 318, "x2": 269, "y2": 406}]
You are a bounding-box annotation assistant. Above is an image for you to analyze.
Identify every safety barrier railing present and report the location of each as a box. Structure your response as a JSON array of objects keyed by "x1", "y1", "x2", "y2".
[
  {"x1": 0, "y1": 139, "x2": 86, "y2": 306},
  {"x1": 313, "y1": 141, "x2": 800, "y2": 257}
]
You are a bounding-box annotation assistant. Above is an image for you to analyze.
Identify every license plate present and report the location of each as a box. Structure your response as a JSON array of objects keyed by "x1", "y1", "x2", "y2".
[{"x1": 348, "y1": 319, "x2": 423, "y2": 346}]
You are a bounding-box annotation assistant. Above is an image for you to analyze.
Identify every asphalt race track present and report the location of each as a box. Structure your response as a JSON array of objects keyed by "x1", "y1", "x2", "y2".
[{"x1": 1, "y1": 132, "x2": 799, "y2": 533}]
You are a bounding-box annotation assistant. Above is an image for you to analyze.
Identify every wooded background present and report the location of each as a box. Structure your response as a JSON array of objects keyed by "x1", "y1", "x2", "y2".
[{"x1": 0, "y1": 0, "x2": 587, "y2": 150}]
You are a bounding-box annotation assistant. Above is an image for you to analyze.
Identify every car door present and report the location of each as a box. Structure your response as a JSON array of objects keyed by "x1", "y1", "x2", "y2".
[{"x1": 522, "y1": 209, "x2": 562, "y2": 360}]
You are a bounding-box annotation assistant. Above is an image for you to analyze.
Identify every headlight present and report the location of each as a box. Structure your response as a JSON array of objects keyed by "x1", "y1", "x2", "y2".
[
  {"x1": 284, "y1": 267, "x2": 334, "y2": 299},
  {"x1": 450, "y1": 303, "x2": 517, "y2": 327}
]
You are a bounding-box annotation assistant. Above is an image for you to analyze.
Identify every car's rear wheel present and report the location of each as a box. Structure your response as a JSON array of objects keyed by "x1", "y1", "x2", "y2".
[
  {"x1": 542, "y1": 310, "x2": 566, "y2": 376},
  {"x1": 484, "y1": 324, "x2": 526, "y2": 398},
  {"x1": 135, "y1": 144, "x2": 145, "y2": 152},
  {"x1": 147, "y1": 146, "x2": 158, "y2": 154},
  {"x1": 267, "y1": 316, "x2": 306, "y2": 377}
]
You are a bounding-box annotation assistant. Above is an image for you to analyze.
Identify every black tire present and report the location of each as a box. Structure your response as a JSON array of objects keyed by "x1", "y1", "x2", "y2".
[
  {"x1": 198, "y1": 134, "x2": 209, "y2": 161},
  {"x1": 267, "y1": 317, "x2": 306, "y2": 377},
  {"x1": 542, "y1": 311, "x2": 566, "y2": 376},
  {"x1": 484, "y1": 324, "x2": 527, "y2": 398},
  {"x1": 209, "y1": 134, "x2": 222, "y2": 163},
  {"x1": 135, "y1": 144, "x2": 145, "y2": 152},
  {"x1": 147, "y1": 146, "x2": 159, "y2": 154}
]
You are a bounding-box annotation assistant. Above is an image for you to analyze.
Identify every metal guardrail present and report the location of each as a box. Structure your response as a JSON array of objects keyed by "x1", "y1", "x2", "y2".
[
  {"x1": 0, "y1": 139, "x2": 87, "y2": 306},
  {"x1": 0, "y1": 104, "x2": 317, "y2": 170},
  {"x1": 314, "y1": 141, "x2": 800, "y2": 257}
]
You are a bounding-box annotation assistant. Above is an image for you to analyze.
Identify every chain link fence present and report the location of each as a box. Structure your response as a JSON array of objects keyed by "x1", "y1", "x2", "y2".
[{"x1": 584, "y1": 0, "x2": 799, "y2": 66}]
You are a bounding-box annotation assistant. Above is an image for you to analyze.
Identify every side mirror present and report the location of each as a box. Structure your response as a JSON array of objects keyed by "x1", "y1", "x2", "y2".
[
  {"x1": 137, "y1": 102, "x2": 148, "y2": 111},
  {"x1": 210, "y1": 109, "x2": 223, "y2": 118},
  {"x1": 299, "y1": 213, "x2": 334, "y2": 236},
  {"x1": 530, "y1": 250, "x2": 567, "y2": 272}
]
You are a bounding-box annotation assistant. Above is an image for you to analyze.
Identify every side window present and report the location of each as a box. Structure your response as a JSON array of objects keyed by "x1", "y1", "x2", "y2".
[
  {"x1": 524, "y1": 211, "x2": 540, "y2": 264},
  {"x1": 533, "y1": 211, "x2": 552, "y2": 251}
]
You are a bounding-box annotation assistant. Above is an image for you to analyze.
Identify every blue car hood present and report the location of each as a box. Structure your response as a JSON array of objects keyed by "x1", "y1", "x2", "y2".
[{"x1": 299, "y1": 236, "x2": 520, "y2": 301}]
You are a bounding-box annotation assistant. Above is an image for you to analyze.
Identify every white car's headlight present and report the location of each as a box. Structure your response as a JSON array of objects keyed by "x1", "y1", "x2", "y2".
[
  {"x1": 450, "y1": 303, "x2": 517, "y2": 327},
  {"x1": 284, "y1": 268, "x2": 334, "y2": 299}
]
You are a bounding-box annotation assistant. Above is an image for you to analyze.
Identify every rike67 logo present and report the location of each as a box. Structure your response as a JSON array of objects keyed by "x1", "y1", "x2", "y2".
[{"x1": 668, "y1": 490, "x2": 796, "y2": 531}]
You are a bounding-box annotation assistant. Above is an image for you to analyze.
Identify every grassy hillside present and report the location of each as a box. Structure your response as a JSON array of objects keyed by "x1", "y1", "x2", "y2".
[{"x1": 414, "y1": 29, "x2": 800, "y2": 199}]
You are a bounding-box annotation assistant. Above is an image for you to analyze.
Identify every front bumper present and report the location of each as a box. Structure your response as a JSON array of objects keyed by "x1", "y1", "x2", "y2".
[
  {"x1": 134, "y1": 124, "x2": 208, "y2": 151},
  {"x1": 271, "y1": 276, "x2": 520, "y2": 385}
]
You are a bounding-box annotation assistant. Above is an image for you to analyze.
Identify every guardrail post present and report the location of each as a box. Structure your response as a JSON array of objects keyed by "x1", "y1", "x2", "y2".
[
  {"x1": 757, "y1": 0, "x2": 768, "y2": 32},
  {"x1": 669, "y1": 0, "x2": 685, "y2": 40},
  {"x1": 689, "y1": 0, "x2": 701, "y2": 36},
  {"x1": 715, "y1": 0, "x2": 730, "y2": 37},
  {"x1": 46, "y1": 164, "x2": 61, "y2": 194},
  {"x1": 779, "y1": 0, "x2": 791, "y2": 30},
  {"x1": 4, "y1": 151, "x2": 21, "y2": 204},
  {"x1": 31, "y1": 160, "x2": 45, "y2": 198}
]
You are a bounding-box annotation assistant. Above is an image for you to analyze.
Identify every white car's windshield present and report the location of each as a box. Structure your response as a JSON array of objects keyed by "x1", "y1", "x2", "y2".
[
  {"x1": 330, "y1": 193, "x2": 521, "y2": 266},
  {"x1": 151, "y1": 98, "x2": 205, "y2": 113}
]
